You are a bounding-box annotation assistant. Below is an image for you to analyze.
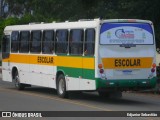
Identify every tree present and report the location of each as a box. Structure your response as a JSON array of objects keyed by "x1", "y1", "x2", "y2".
[{"x1": 1, "y1": 0, "x2": 160, "y2": 47}]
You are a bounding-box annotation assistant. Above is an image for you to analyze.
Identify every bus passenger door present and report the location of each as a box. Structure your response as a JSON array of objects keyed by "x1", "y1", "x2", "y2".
[
  {"x1": 81, "y1": 57, "x2": 95, "y2": 90},
  {"x1": 80, "y1": 28, "x2": 96, "y2": 90},
  {"x1": 2, "y1": 35, "x2": 12, "y2": 82}
]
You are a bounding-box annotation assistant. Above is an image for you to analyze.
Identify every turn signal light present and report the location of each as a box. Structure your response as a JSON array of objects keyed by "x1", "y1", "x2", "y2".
[
  {"x1": 98, "y1": 64, "x2": 103, "y2": 69},
  {"x1": 152, "y1": 63, "x2": 156, "y2": 68}
]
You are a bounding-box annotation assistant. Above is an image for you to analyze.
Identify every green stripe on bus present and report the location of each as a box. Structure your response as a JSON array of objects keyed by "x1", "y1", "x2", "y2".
[{"x1": 57, "y1": 66, "x2": 95, "y2": 80}]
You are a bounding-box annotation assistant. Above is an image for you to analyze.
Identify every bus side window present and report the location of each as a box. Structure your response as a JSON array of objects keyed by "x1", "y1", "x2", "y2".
[
  {"x1": 42, "y1": 30, "x2": 54, "y2": 54},
  {"x1": 55, "y1": 30, "x2": 68, "y2": 54},
  {"x1": 69, "y1": 29, "x2": 83, "y2": 55},
  {"x1": 19, "y1": 31, "x2": 30, "y2": 53},
  {"x1": 11, "y1": 31, "x2": 19, "y2": 53},
  {"x1": 84, "y1": 29, "x2": 95, "y2": 56},
  {"x1": 31, "y1": 30, "x2": 41, "y2": 53},
  {"x1": 2, "y1": 35, "x2": 10, "y2": 59}
]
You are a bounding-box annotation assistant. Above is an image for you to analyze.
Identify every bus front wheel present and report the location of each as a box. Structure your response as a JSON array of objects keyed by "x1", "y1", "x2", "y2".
[
  {"x1": 57, "y1": 74, "x2": 68, "y2": 98},
  {"x1": 13, "y1": 71, "x2": 25, "y2": 90}
]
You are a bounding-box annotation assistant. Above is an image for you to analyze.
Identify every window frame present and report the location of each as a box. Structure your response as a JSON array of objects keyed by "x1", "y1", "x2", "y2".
[
  {"x1": 2, "y1": 35, "x2": 10, "y2": 59},
  {"x1": 55, "y1": 29, "x2": 69, "y2": 55},
  {"x1": 42, "y1": 30, "x2": 55, "y2": 54},
  {"x1": 30, "y1": 30, "x2": 42, "y2": 53},
  {"x1": 19, "y1": 31, "x2": 30, "y2": 53},
  {"x1": 84, "y1": 28, "x2": 95, "y2": 56},
  {"x1": 69, "y1": 29, "x2": 84, "y2": 56},
  {"x1": 11, "y1": 31, "x2": 19, "y2": 53}
]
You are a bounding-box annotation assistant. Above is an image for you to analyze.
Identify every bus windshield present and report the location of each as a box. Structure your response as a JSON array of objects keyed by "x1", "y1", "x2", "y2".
[{"x1": 100, "y1": 23, "x2": 154, "y2": 45}]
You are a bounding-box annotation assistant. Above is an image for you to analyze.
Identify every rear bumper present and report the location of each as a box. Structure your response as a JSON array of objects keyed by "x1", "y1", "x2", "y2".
[{"x1": 96, "y1": 77, "x2": 157, "y2": 91}]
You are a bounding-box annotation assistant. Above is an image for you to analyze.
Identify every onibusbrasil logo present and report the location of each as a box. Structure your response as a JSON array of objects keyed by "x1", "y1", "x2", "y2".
[{"x1": 1, "y1": 112, "x2": 42, "y2": 118}]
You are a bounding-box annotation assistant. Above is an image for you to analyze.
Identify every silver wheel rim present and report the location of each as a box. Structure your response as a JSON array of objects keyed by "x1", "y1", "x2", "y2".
[
  {"x1": 15, "y1": 74, "x2": 19, "y2": 88},
  {"x1": 58, "y1": 78, "x2": 65, "y2": 94}
]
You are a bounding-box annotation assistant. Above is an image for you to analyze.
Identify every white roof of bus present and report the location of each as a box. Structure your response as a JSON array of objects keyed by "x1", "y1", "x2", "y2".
[
  {"x1": 4, "y1": 19, "x2": 100, "y2": 32},
  {"x1": 4, "y1": 19, "x2": 152, "y2": 32},
  {"x1": 102, "y1": 19, "x2": 152, "y2": 24}
]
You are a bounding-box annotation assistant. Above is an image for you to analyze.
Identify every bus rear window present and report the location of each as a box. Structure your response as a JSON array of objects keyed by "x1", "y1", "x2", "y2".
[{"x1": 100, "y1": 23, "x2": 154, "y2": 45}]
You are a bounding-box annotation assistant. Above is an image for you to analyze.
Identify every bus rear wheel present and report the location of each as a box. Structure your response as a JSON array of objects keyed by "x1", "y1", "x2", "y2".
[
  {"x1": 98, "y1": 91, "x2": 122, "y2": 98},
  {"x1": 13, "y1": 71, "x2": 25, "y2": 90},
  {"x1": 98, "y1": 91, "x2": 110, "y2": 97},
  {"x1": 57, "y1": 74, "x2": 68, "y2": 98}
]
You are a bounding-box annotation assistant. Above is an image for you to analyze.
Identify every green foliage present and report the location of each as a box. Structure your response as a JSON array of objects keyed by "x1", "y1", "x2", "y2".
[
  {"x1": 0, "y1": 17, "x2": 18, "y2": 49},
  {"x1": 1, "y1": 0, "x2": 160, "y2": 47}
]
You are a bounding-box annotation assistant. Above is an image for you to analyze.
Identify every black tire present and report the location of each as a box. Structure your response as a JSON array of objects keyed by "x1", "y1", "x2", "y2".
[
  {"x1": 57, "y1": 74, "x2": 68, "y2": 98},
  {"x1": 13, "y1": 70, "x2": 25, "y2": 90},
  {"x1": 110, "y1": 91, "x2": 122, "y2": 99},
  {"x1": 98, "y1": 91, "x2": 122, "y2": 98},
  {"x1": 98, "y1": 91, "x2": 110, "y2": 98}
]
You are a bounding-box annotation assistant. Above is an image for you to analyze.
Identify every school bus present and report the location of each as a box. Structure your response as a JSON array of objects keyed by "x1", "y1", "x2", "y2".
[{"x1": 1, "y1": 19, "x2": 157, "y2": 98}]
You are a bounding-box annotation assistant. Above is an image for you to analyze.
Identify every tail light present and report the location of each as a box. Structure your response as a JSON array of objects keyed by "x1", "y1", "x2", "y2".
[
  {"x1": 151, "y1": 68, "x2": 155, "y2": 73},
  {"x1": 98, "y1": 64, "x2": 104, "y2": 74},
  {"x1": 98, "y1": 64, "x2": 103, "y2": 69},
  {"x1": 151, "y1": 63, "x2": 156, "y2": 73},
  {"x1": 99, "y1": 69, "x2": 104, "y2": 74},
  {"x1": 152, "y1": 63, "x2": 156, "y2": 68}
]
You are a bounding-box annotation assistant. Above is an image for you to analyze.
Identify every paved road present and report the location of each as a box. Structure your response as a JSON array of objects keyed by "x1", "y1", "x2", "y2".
[{"x1": 0, "y1": 74, "x2": 160, "y2": 119}]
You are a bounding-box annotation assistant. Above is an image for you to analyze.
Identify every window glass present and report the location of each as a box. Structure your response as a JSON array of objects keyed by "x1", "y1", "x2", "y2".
[
  {"x1": 69, "y1": 29, "x2": 83, "y2": 55},
  {"x1": 11, "y1": 31, "x2": 19, "y2": 52},
  {"x1": 42, "y1": 30, "x2": 54, "y2": 54},
  {"x1": 19, "y1": 31, "x2": 29, "y2": 53},
  {"x1": 31, "y1": 30, "x2": 41, "y2": 53},
  {"x1": 2, "y1": 35, "x2": 10, "y2": 51},
  {"x1": 56, "y1": 30, "x2": 68, "y2": 54},
  {"x1": 2, "y1": 35, "x2": 10, "y2": 58},
  {"x1": 100, "y1": 23, "x2": 153, "y2": 45},
  {"x1": 85, "y1": 29, "x2": 95, "y2": 56}
]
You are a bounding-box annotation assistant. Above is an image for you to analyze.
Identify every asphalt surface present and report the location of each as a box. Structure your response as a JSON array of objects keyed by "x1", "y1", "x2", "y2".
[{"x1": 0, "y1": 73, "x2": 160, "y2": 120}]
